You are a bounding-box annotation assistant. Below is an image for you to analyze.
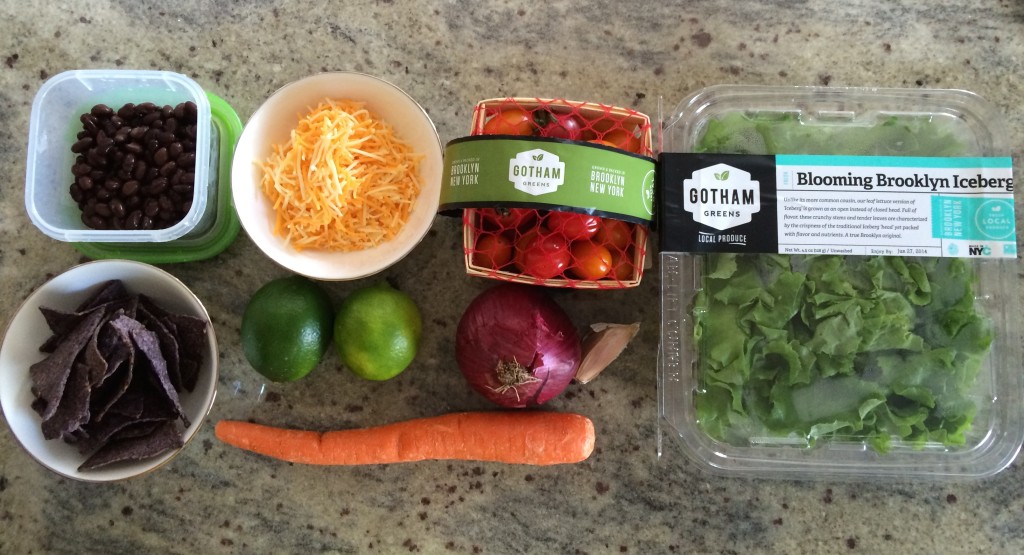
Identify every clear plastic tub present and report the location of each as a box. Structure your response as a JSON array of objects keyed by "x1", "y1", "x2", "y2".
[
  {"x1": 658, "y1": 85, "x2": 1023, "y2": 480},
  {"x1": 25, "y1": 70, "x2": 212, "y2": 243}
]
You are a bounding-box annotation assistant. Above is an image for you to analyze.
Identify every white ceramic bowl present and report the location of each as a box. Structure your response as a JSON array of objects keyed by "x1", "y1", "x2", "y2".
[
  {"x1": 0, "y1": 260, "x2": 218, "y2": 482},
  {"x1": 231, "y1": 72, "x2": 443, "y2": 280}
]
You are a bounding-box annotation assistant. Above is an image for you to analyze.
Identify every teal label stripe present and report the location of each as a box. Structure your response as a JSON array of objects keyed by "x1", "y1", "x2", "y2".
[
  {"x1": 778, "y1": 154, "x2": 1013, "y2": 168},
  {"x1": 440, "y1": 136, "x2": 656, "y2": 223}
]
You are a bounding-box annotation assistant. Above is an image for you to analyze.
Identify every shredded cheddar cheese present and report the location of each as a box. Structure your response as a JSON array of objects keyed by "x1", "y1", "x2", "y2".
[{"x1": 259, "y1": 99, "x2": 423, "y2": 251}]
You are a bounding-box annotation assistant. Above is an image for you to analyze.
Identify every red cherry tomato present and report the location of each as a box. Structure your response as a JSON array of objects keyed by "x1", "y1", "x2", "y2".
[
  {"x1": 481, "y1": 108, "x2": 535, "y2": 136},
  {"x1": 570, "y1": 241, "x2": 613, "y2": 281},
  {"x1": 538, "y1": 112, "x2": 584, "y2": 140},
  {"x1": 546, "y1": 211, "x2": 600, "y2": 241},
  {"x1": 473, "y1": 232, "x2": 513, "y2": 269},
  {"x1": 478, "y1": 207, "x2": 538, "y2": 231},
  {"x1": 609, "y1": 250, "x2": 634, "y2": 281},
  {"x1": 601, "y1": 127, "x2": 642, "y2": 154},
  {"x1": 595, "y1": 219, "x2": 633, "y2": 251},
  {"x1": 515, "y1": 230, "x2": 570, "y2": 280}
]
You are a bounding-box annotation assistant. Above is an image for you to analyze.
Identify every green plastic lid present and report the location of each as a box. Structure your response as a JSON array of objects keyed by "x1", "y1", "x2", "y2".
[{"x1": 72, "y1": 92, "x2": 242, "y2": 263}]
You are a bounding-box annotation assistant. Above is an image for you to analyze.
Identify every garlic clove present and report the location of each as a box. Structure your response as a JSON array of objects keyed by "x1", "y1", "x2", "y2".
[{"x1": 575, "y1": 322, "x2": 640, "y2": 384}]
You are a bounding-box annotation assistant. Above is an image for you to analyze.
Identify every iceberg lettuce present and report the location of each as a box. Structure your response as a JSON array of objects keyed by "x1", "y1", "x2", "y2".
[{"x1": 693, "y1": 114, "x2": 993, "y2": 453}]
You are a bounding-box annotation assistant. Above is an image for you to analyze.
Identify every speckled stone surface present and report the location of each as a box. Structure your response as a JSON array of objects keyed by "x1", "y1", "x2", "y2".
[{"x1": 1, "y1": 1, "x2": 1023, "y2": 553}]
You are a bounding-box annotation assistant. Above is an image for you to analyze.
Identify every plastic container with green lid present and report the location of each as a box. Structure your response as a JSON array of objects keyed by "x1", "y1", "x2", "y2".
[
  {"x1": 24, "y1": 69, "x2": 242, "y2": 263},
  {"x1": 657, "y1": 85, "x2": 1022, "y2": 481}
]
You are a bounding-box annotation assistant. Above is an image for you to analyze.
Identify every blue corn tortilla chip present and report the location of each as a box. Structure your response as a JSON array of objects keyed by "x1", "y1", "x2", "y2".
[
  {"x1": 40, "y1": 360, "x2": 91, "y2": 441},
  {"x1": 75, "y1": 280, "x2": 128, "y2": 312},
  {"x1": 108, "y1": 315, "x2": 188, "y2": 428},
  {"x1": 78, "y1": 420, "x2": 183, "y2": 471},
  {"x1": 39, "y1": 296, "x2": 137, "y2": 353},
  {"x1": 162, "y1": 313, "x2": 207, "y2": 392},
  {"x1": 29, "y1": 308, "x2": 105, "y2": 421},
  {"x1": 89, "y1": 319, "x2": 135, "y2": 423},
  {"x1": 137, "y1": 305, "x2": 182, "y2": 392}
]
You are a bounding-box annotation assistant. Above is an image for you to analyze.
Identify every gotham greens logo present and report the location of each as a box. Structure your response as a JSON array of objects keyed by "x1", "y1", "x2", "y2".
[
  {"x1": 509, "y1": 149, "x2": 565, "y2": 196},
  {"x1": 683, "y1": 163, "x2": 760, "y2": 230}
]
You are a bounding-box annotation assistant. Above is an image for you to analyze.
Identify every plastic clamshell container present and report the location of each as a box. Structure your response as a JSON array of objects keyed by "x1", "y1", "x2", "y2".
[
  {"x1": 25, "y1": 70, "x2": 212, "y2": 243},
  {"x1": 658, "y1": 85, "x2": 1024, "y2": 480}
]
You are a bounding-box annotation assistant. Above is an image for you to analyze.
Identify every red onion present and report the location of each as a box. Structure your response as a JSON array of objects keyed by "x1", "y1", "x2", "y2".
[{"x1": 456, "y1": 284, "x2": 581, "y2": 408}]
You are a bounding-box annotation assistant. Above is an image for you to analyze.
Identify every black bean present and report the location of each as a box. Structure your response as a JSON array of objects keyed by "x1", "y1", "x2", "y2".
[
  {"x1": 102, "y1": 119, "x2": 118, "y2": 136},
  {"x1": 124, "y1": 142, "x2": 143, "y2": 154},
  {"x1": 141, "y1": 216, "x2": 154, "y2": 230},
  {"x1": 77, "y1": 176, "x2": 94, "y2": 190},
  {"x1": 72, "y1": 163, "x2": 91, "y2": 177},
  {"x1": 153, "y1": 147, "x2": 168, "y2": 166},
  {"x1": 69, "y1": 184, "x2": 83, "y2": 203},
  {"x1": 182, "y1": 200, "x2": 193, "y2": 214},
  {"x1": 122, "y1": 180, "x2": 139, "y2": 196},
  {"x1": 159, "y1": 161, "x2": 177, "y2": 177},
  {"x1": 87, "y1": 150, "x2": 106, "y2": 168},
  {"x1": 132, "y1": 160, "x2": 147, "y2": 180},
  {"x1": 167, "y1": 142, "x2": 183, "y2": 159},
  {"x1": 91, "y1": 104, "x2": 114, "y2": 117},
  {"x1": 114, "y1": 126, "x2": 131, "y2": 143},
  {"x1": 157, "y1": 194, "x2": 174, "y2": 211},
  {"x1": 94, "y1": 203, "x2": 112, "y2": 217},
  {"x1": 126, "y1": 210, "x2": 142, "y2": 229},
  {"x1": 117, "y1": 103, "x2": 136, "y2": 119},
  {"x1": 121, "y1": 153, "x2": 135, "y2": 174},
  {"x1": 146, "y1": 176, "x2": 168, "y2": 195},
  {"x1": 142, "y1": 111, "x2": 162, "y2": 126},
  {"x1": 172, "y1": 184, "x2": 193, "y2": 195},
  {"x1": 95, "y1": 188, "x2": 111, "y2": 201},
  {"x1": 158, "y1": 209, "x2": 173, "y2": 221},
  {"x1": 71, "y1": 137, "x2": 94, "y2": 153},
  {"x1": 173, "y1": 103, "x2": 186, "y2": 120},
  {"x1": 164, "y1": 118, "x2": 178, "y2": 133},
  {"x1": 129, "y1": 125, "x2": 149, "y2": 140},
  {"x1": 144, "y1": 199, "x2": 159, "y2": 217},
  {"x1": 109, "y1": 198, "x2": 126, "y2": 218},
  {"x1": 177, "y1": 152, "x2": 195, "y2": 169},
  {"x1": 80, "y1": 114, "x2": 99, "y2": 134},
  {"x1": 157, "y1": 131, "x2": 175, "y2": 146}
]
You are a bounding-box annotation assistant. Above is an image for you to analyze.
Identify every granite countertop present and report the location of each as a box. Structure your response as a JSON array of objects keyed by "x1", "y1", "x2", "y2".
[{"x1": 2, "y1": 1, "x2": 1023, "y2": 553}]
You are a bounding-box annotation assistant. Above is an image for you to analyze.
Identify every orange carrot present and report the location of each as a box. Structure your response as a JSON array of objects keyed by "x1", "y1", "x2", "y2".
[{"x1": 215, "y1": 411, "x2": 595, "y2": 466}]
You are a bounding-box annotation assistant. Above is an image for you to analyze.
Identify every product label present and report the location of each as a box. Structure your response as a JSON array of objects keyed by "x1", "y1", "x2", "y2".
[
  {"x1": 440, "y1": 136, "x2": 656, "y2": 224},
  {"x1": 659, "y1": 153, "x2": 1017, "y2": 258}
]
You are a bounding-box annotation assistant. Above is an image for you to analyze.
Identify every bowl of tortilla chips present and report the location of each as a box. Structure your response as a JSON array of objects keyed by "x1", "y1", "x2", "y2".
[{"x1": 0, "y1": 259, "x2": 218, "y2": 481}]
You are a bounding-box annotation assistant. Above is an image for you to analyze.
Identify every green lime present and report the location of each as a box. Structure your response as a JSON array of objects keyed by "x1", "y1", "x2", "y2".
[
  {"x1": 333, "y1": 281, "x2": 422, "y2": 381},
  {"x1": 241, "y1": 275, "x2": 334, "y2": 382}
]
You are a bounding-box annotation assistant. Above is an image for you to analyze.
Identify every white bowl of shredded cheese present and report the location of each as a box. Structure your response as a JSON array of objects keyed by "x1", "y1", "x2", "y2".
[{"x1": 231, "y1": 72, "x2": 443, "y2": 280}]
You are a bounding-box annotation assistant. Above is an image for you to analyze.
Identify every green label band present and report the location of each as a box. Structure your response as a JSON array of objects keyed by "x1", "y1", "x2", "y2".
[{"x1": 440, "y1": 136, "x2": 656, "y2": 224}]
